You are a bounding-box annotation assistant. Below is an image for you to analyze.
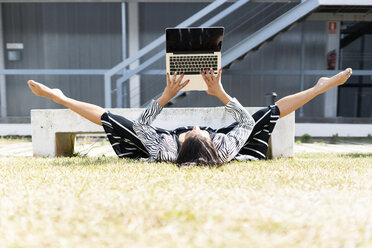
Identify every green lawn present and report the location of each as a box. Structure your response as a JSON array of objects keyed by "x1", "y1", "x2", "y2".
[{"x1": 1, "y1": 153, "x2": 372, "y2": 247}]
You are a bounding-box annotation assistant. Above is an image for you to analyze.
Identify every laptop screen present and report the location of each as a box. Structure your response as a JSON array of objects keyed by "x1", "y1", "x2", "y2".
[{"x1": 166, "y1": 27, "x2": 224, "y2": 53}]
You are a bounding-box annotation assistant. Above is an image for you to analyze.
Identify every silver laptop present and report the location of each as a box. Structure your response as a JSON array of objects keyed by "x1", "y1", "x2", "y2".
[{"x1": 166, "y1": 27, "x2": 224, "y2": 91}]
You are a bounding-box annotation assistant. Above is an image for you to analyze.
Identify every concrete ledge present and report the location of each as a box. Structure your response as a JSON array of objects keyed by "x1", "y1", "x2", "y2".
[
  {"x1": 31, "y1": 107, "x2": 295, "y2": 158},
  {"x1": 0, "y1": 124, "x2": 31, "y2": 136}
]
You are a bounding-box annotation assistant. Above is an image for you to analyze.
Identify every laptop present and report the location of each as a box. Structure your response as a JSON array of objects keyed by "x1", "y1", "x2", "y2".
[{"x1": 166, "y1": 27, "x2": 224, "y2": 91}]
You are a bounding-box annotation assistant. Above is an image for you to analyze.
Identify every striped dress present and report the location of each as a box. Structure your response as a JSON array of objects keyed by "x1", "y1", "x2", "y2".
[{"x1": 101, "y1": 98, "x2": 280, "y2": 162}]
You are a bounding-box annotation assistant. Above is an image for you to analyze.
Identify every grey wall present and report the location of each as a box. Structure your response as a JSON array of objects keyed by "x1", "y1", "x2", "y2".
[
  {"x1": 3, "y1": 3, "x2": 122, "y2": 116},
  {"x1": 2, "y1": 2, "x2": 328, "y2": 118}
]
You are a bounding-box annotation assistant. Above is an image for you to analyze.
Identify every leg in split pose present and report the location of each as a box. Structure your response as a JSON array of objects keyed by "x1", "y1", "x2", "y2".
[
  {"x1": 27, "y1": 81, "x2": 105, "y2": 126},
  {"x1": 27, "y1": 68, "x2": 352, "y2": 165},
  {"x1": 275, "y1": 68, "x2": 352, "y2": 118},
  {"x1": 232, "y1": 68, "x2": 352, "y2": 160}
]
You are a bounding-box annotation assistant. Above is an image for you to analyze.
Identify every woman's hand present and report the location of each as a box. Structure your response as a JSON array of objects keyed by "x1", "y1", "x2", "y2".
[
  {"x1": 202, "y1": 68, "x2": 224, "y2": 96},
  {"x1": 157, "y1": 73, "x2": 189, "y2": 107},
  {"x1": 202, "y1": 69, "x2": 231, "y2": 105}
]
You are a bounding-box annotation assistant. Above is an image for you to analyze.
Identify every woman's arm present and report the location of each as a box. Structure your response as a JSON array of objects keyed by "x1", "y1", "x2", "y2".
[
  {"x1": 202, "y1": 69, "x2": 255, "y2": 162},
  {"x1": 133, "y1": 73, "x2": 188, "y2": 161},
  {"x1": 136, "y1": 73, "x2": 188, "y2": 126},
  {"x1": 201, "y1": 69, "x2": 231, "y2": 104},
  {"x1": 213, "y1": 98, "x2": 255, "y2": 162}
]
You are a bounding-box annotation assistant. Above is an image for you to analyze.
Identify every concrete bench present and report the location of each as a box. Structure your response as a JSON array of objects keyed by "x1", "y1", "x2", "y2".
[{"x1": 31, "y1": 107, "x2": 295, "y2": 159}]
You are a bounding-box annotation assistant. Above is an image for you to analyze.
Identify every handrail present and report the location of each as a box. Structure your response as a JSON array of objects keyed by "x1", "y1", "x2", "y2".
[
  {"x1": 137, "y1": 69, "x2": 372, "y2": 76},
  {"x1": 104, "y1": 0, "x2": 230, "y2": 107},
  {"x1": 106, "y1": 0, "x2": 228, "y2": 78},
  {"x1": 139, "y1": 69, "x2": 372, "y2": 107},
  {"x1": 117, "y1": 0, "x2": 250, "y2": 84},
  {"x1": 105, "y1": 0, "x2": 255, "y2": 108},
  {"x1": 1, "y1": 68, "x2": 371, "y2": 112},
  {"x1": 0, "y1": 69, "x2": 106, "y2": 75},
  {"x1": 2, "y1": 69, "x2": 372, "y2": 77},
  {"x1": 222, "y1": 0, "x2": 319, "y2": 68},
  {"x1": 112, "y1": 0, "x2": 251, "y2": 108},
  {"x1": 138, "y1": 0, "x2": 319, "y2": 106}
]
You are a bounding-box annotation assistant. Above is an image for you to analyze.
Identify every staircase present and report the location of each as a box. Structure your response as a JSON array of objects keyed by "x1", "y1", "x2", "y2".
[{"x1": 104, "y1": 0, "x2": 321, "y2": 108}]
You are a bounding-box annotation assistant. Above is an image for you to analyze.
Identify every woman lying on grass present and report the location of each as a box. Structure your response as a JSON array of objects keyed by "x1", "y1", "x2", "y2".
[{"x1": 28, "y1": 68, "x2": 352, "y2": 166}]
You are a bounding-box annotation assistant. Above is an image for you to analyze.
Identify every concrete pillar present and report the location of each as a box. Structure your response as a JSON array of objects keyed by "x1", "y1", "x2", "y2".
[
  {"x1": 324, "y1": 21, "x2": 340, "y2": 117},
  {"x1": 299, "y1": 22, "x2": 305, "y2": 117},
  {"x1": 128, "y1": 2, "x2": 141, "y2": 108},
  {"x1": 0, "y1": 4, "x2": 7, "y2": 117}
]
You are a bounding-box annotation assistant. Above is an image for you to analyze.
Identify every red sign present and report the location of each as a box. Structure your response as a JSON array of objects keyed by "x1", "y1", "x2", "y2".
[{"x1": 328, "y1": 22, "x2": 337, "y2": 34}]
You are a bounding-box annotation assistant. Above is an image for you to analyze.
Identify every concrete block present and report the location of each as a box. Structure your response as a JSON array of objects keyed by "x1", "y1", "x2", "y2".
[
  {"x1": 270, "y1": 112, "x2": 295, "y2": 158},
  {"x1": 31, "y1": 107, "x2": 295, "y2": 159}
]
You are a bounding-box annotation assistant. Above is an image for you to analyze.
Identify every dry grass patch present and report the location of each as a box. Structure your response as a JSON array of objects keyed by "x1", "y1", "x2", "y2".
[{"x1": 1, "y1": 153, "x2": 372, "y2": 247}]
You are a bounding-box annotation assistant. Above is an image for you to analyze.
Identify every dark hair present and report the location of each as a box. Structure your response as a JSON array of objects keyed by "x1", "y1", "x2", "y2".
[{"x1": 176, "y1": 135, "x2": 223, "y2": 167}]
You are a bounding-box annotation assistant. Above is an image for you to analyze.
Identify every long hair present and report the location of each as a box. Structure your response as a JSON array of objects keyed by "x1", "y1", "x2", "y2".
[{"x1": 176, "y1": 135, "x2": 223, "y2": 167}]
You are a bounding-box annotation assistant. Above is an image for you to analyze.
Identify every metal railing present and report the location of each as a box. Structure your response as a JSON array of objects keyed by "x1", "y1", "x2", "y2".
[
  {"x1": 134, "y1": 0, "x2": 319, "y2": 107},
  {"x1": 138, "y1": 69, "x2": 372, "y2": 108},
  {"x1": 222, "y1": 0, "x2": 319, "y2": 68},
  {"x1": 110, "y1": 0, "x2": 319, "y2": 108},
  {"x1": 106, "y1": 0, "x2": 252, "y2": 108},
  {"x1": 1, "y1": 68, "x2": 372, "y2": 117}
]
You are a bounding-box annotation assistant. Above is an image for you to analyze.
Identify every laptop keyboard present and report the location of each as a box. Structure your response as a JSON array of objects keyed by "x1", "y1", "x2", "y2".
[{"x1": 169, "y1": 55, "x2": 218, "y2": 75}]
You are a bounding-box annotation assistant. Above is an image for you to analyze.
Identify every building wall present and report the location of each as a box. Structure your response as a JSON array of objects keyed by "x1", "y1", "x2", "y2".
[
  {"x1": 2, "y1": 2, "x2": 328, "y2": 118},
  {"x1": 3, "y1": 3, "x2": 122, "y2": 116}
]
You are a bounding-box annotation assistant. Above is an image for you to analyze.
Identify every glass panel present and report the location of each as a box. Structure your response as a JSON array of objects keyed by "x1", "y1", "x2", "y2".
[
  {"x1": 360, "y1": 87, "x2": 372, "y2": 117},
  {"x1": 338, "y1": 87, "x2": 358, "y2": 117},
  {"x1": 340, "y1": 35, "x2": 362, "y2": 85},
  {"x1": 363, "y1": 35, "x2": 372, "y2": 71},
  {"x1": 339, "y1": 23, "x2": 372, "y2": 117}
]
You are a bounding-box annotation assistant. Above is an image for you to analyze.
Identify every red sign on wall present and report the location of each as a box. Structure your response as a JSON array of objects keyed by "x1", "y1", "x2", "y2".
[{"x1": 328, "y1": 22, "x2": 337, "y2": 34}]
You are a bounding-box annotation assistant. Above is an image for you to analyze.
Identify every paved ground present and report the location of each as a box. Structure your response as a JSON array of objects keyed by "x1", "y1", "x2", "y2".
[
  {"x1": 0, "y1": 136, "x2": 371, "y2": 157},
  {"x1": 294, "y1": 141, "x2": 372, "y2": 154},
  {"x1": 0, "y1": 136, "x2": 116, "y2": 157}
]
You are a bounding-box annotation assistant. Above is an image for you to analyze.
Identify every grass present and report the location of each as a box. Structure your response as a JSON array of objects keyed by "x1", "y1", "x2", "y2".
[{"x1": 1, "y1": 153, "x2": 372, "y2": 247}]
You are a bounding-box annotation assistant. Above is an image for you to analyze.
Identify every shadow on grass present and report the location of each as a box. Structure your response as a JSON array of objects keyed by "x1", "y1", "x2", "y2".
[
  {"x1": 0, "y1": 135, "x2": 32, "y2": 142},
  {"x1": 338, "y1": 153, "x2": 372, "y2": 158},
  {"x1": 51, "y1": 156, "x2": 121, "y2": 167}
]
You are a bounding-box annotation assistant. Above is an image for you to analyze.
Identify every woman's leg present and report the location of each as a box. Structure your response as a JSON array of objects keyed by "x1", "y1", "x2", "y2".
[
  {"x1": 275, "y1": 68, "x2": 352, "y2": 118},
  {"x1": 27, "y1": 80, "x2": 105, "y2": 126}
]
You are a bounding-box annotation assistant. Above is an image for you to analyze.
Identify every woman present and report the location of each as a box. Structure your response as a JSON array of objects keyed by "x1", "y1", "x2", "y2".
[{"x1": 27, "y1": 68, "x2": 352, "y2": 166}]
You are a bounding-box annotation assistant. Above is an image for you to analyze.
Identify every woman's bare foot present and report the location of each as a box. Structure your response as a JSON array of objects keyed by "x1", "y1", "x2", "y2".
[
  {"x1": 315, "y1": 68, "x2": 352, "y2": 94},
  {"x1": 27, "y1": 80, "x2": 66, "y2": 104}
]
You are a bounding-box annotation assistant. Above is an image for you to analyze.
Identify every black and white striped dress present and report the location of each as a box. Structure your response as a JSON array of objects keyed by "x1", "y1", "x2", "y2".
[{"x1": 101, "y1": 98, "x2": 280, "y2": 162}]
